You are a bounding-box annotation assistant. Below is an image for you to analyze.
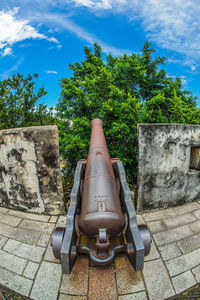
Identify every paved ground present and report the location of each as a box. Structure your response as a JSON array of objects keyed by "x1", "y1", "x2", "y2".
[{"x1": 1, "y1": 201, "x2": 200, "y2": 300}]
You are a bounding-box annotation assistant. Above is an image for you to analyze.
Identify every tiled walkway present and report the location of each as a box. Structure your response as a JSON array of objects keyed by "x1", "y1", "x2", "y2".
[{"x1": 1, "y1": 201, "x2": 200, "y2": 299}]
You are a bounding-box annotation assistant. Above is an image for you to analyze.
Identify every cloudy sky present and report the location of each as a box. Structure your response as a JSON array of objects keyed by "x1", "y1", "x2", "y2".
[{"x1": 0, "y1": 0, "x2": 200, "y2": 106}]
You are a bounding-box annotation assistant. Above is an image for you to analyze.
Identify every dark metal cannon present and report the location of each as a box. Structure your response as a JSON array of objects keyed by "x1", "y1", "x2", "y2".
[{"x1": 51, "y1": 119, "x2": 151, "y2": 273}]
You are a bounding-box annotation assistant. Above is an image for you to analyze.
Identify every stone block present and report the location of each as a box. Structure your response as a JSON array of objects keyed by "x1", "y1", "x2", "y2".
[
  {"x1": 172, "y1": 270, "x2": 196, "y2": 294},
  {"x1": 119, "y1": 292, "x2": 147, "y2": 300},
  {"x1": 88, "y1": 266, "x2": 117, "y2": 300},
  {"x1": 163, "y1": 213, "x2": 196, "y2": 229},
  {"x1": 159, "y1": 242, "x2": 181, "y2": 261},
  {"x1": 177, "y1": 233, "x2": 200, "y2": 253},
  {"x1": 153, "y1": 225, "x2": 193, "y2": 246},
  {"x1": 174, "y1": 202, "x2": 200, "y2": 215},
  {"x1": 31, "y1": 261, "x2": 62, "y2": 300},
  {"x1": 137, "y1": 124, "x2": 200, "y2": 211},
  {"x1": 0, "y1": 267, "x2": 32, "y2": 297},
  {"x1": 147, "y1": 220, "x2": 166, "y2": 233},
  {"x1": 0, "y1": 125, "x2": 64, "y2": 215},
  {"x1": 60, "y1": 256, "x2": 88, "y2": 296},
  {"x1": 3, "y1": 239, "x2": 45, "y2": 262},
  {"x1": 165, "y1": 248, "x2": 200, "y2": 276},
  {"x1": 0, "y1": 249, "x2": 27, "y2": 274},
  {"x1": 8, "y1": 209, "x2": 50, "y2": 222},
  {"x1": 23, "y1": 261, "x2": 39, "y2": 279},
  {"x1": 115, "y1": 255, "x2": 145, "y2": 294},
  {"x1": 0, "y1": 235, "x2": 7, "y2": 249},
  {"x1": 143, "y1": 208, "x2": 176, "y2": 222},
  {"x1": 192, "y1": 265, "x2": 200, "y2": 281},
  {"x1": 142, "y1": 259, "x2": 175, "y2": 300},
  {"x1": 18, "y1": 219, "x2": 55, "y2": 234},
  {"x1": 0, "y1": 212, "x2": 22, "y2": 227}
]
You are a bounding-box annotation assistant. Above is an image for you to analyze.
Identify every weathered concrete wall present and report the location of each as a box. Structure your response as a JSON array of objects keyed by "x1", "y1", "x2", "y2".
[
  {"x1": 137, "y1": 124, "x2": 200, "y2": 212},
  {"x1": 0, "y1": 126, "x2": 65, "y2": 215}
]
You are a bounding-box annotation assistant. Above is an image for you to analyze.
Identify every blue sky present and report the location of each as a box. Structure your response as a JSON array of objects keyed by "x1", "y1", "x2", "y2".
[{"x1": 0, "y1": 0, "x2": 200, "y2": 107}]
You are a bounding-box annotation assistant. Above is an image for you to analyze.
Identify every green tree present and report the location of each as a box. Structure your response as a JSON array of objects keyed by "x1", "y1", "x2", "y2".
[
  {"x1": 57, "y1": 42, "x2": 200, "y2": 183},
  {"x1": 0, "y1": 73, "x2": 55, "y2": 129}
]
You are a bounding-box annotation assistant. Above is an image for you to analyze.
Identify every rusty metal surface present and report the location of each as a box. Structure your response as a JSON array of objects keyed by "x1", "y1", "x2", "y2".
[
  {"x1": 51, "y1": 227, "x2": 65, "y2": 259},
  {"x1": 60, "y1": 159, "x2": 85, "y2": 274},
  {"x1": 52, "y1": 118, "x2": 151, "y2": 273},
  {"x1": 79, "y1": 119, "x2": 125, "y2": 240}
]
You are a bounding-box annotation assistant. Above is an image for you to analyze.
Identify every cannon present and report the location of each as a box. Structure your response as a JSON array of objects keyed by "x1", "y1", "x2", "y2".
[{"x1": 51, "y1": 119, "x2": 151, "y2": 273}]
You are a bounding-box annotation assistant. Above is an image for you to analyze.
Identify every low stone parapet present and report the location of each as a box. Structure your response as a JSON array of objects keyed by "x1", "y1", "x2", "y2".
[{"x1": 0, "y1": 125, "x2": 65, "y2": 215}]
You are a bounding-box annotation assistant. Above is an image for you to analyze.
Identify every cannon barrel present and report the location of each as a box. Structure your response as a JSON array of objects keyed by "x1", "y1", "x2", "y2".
[
  {"x1": 51, "y1": 118, "x2": 151, "y2": 273},
  {"x1": 78, "y1": 119, "x2": 125, "y2": 243}
]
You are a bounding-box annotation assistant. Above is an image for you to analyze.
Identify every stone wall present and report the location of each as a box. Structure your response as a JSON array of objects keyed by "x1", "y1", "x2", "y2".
[
  {"x1": 0, "y1": 126, "x2": 65, "y2": 215},
  {"x1": 137, "y1": 124, "x2": 200, "y2": 212}
]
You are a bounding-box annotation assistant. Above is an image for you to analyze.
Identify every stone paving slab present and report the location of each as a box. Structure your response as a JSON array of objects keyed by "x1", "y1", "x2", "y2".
[
  {"x1": 8, "y1": 210, "x2": 50, "y2": 222},
  {"x1": 44, "y1": 243, "x2": 60, "y2": 263},
  {"x1": 189, "y1": 219, "x2": 200, "y2": 233},
  {"x1": 163, "y1": 213, "x2": 197, "y2": 229},
  {"x1": 173, "y1": 202, "x2": 200, "y2": 215},
  {"x1": 0, "y1": 249, "x2": 27, "y2": 275},
  {"x1": 59, "y1": 295, "x2": 87, "y2": 300},
  {"x1": 192, "y1": 209, "x2": 200, "y2": 219},
  {"x1": 177, "y1": 233, "x2": 200, "y2": 253},
  {"x1": 23, "y1": 261, "x2": 39, "y2": 279},
  {"x1": 0, "y1": 235, "x2": 8, "y2": 249},
  {"x1": 144, "y1": 239, "x2": 160, "y2": 262},
  {"x1": 171, "y1": 270, "x2": 197, "y2": 294},
  {"x1": 88, "y1": 266, "x2": 117, "y2": 300},
  {"x1": 0, "y1": 203, "x2": 200, "y2": 299},
  {"x1": 3, "y1": 239, "x2": 45, "y2": 262},
  {"x1": 192, "y1": 265, "x2": 200, "y2": 282},
  {"x1": 153, "y1": 225, "x2": 193, "y2": 246},
  {"x1": 158, "y1": 242, "x2": 182, "y2": 261},
  {"x1": 165, "y1": 248, "x2": 200, "y2": 276},
  {"x1": 146, "y1": 220, "x2": 166, "y2": 233},
  {"x1": 30, "y1": 261, "x2": 62, "y2": 300},
  {"x1": 18, "y1": 219, "x2": 55, "y2": 234},
  {"x1": 119, "y1": 291, "x2": 147, "y2": 300},
  {"x1": 60, "y1": 256, "x2": 88, "y2": 296},
  {"x1": 0, "y1": 212, "x2": 22, "y2": 227},
  {"x1": 143, "y1": 258, "x2": 175, "y2": 300},
  {"x1": 0, "y1": 267, "x2": 32, "y2": 297},
  {"x1": 0, "y1": 222, "x2": 41, "y2": 245},
  {"x1": 143, "y1": 208, "x2": 177, "y2": 222},
  {"x1": 36, "y1": 233, "x2": 51, "y2": 247},
  {"x1": 115, "y1": 255, "x2": 145, "y2": 294},
  {"x1": 0, "y1": 207, "x2": 9, "y2": 213}
]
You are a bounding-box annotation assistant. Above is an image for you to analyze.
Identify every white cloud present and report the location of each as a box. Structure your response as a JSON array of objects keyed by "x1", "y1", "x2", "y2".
[
  {"x1": 73, "y1": 0, "x2": 127, "y2": 10},
  {"x1": 2, "y1": 47, "x2": 12, "y2": 56},
  {"x1": 45, "y1": 70, "x2": 58, "y2": 74},
  {"x1": 71, "y1": 0, "x2": 200, "y2": 62},
  {"x1": 0, "y1": 7, "x2": 58, "y2": 55},
  {"x1": 31, "y1": 12, "x2": 131, "y2": 55},
  {"x1": 191, "y1": 65, "x2": 196, "y2": 71}
]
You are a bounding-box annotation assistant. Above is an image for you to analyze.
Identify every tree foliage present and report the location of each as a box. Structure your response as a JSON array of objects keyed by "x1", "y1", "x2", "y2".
[
  {"x1": 57, "y1": 42, "x2": 200, "y2": 183},
  {"x1": 0, "y1": 73, "x2": 55, "y2": 130}
]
